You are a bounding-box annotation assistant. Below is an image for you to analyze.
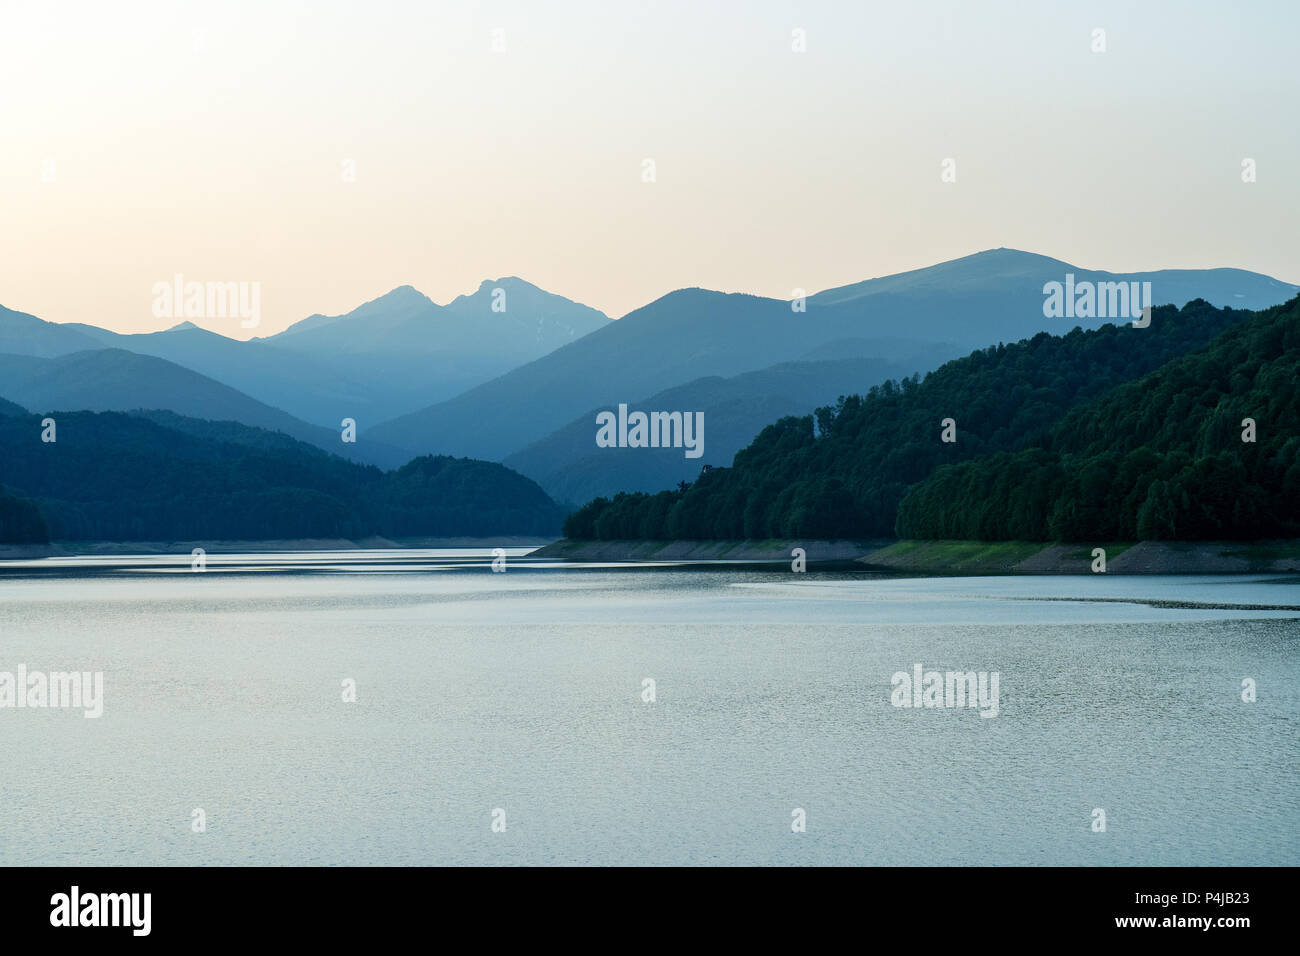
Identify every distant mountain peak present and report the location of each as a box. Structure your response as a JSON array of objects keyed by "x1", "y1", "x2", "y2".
[
  {"x1": 370, "y1": 284, "x2": 434, "y2": 307},
  {"x1": 328, "y1": 283, "x2": 437, "y2": 318},
  {"x1": 449, "y1": 276, "x2": 595, "y2": 311},
  {"x1": 270, "y1": 285, "x2": 436, "y2": 340},
  {"x1": 167, "y1": 320, "x2": 200, "y2": 332},
  {"x1": 469, "y1": 276, "x2": 539, "y2": 296}
]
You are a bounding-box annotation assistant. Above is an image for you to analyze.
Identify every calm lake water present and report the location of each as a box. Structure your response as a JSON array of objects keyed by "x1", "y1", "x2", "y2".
[{"x1": 1, "y1": 550, "x2": 1296, "y2": 866}]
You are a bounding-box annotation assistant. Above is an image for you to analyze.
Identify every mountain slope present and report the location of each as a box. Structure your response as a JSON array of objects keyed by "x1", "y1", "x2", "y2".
[
  {"x1": 896, "y1": 294, "x2": 1300, "y2": 540},
  {"x1": 0, "y1": 484, "x2": 47, "y2": 544},
  {"x1": 0, "y1": 410, "x2": 562, "y2": 540},
  {"x1": 272, "y1": 285, "x2": 439, "y2": 343},
  {"x1": 258, "y1": 278, "x2": 611, "y2": 420},
  {"x1": 0, "y1": 305, "x2": 107, "y2": 357},
  {"x1": 368, "y1": 289, "x2": 854, "y2": 460},
  {"x1": 270, "y1": 279, "x2": 607, "y2": 353},
  {"x1": 442, "y1": 277, "x2": 611, "y2": 345},
  {"x1": 562, "y1": 297, "x2": 1259, "y2": 540},
  {"x1": 2, "y1": 279, "x2": 610, "y2": 428},
  {"x1": 0, "y1": 349, "x2": 412, "y2": 468},
  {"x1": 53, "y1": 323, "x2": 382, "y2": 428},
  {"x1": 503, "y1": 355, "x2": 926, "y2": 506},
  {"x1": 369, "y1": 250, "x2": 1297, "y2": 462},
  {"x1": 0, "y1": 394, "x2": 48, "y2": 543},
  {"x1": 811, "y1": 248, "x2": 1296, "y2": 310}
]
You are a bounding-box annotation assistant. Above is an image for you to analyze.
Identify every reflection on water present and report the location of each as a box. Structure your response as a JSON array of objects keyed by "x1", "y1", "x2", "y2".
[{"x1": 0, "y1": 550, "x2": 1296, "y2": 865}]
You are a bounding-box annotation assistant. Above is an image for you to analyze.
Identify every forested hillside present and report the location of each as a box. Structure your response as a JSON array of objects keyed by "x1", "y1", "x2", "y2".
[
  {"x1": 564, "y1": 297, "x2": 1281, "y2": 540},
  {"x1": 504, "y1": 355, "x2": 929, "y2": 506},
  {"x1": 0, "y1": 485, "x2": 48, "y2": 543},
  {"x1": 0, "y1": 407, "x2": 562, "y2": 542},
  {"x1": 896, "y1": 295, "x2": 1300, "y2": 540}
]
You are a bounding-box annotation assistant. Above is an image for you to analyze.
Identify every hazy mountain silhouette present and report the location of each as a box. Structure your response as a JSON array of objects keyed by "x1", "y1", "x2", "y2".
[
  {"x1": 367, "y1": 250, "x2": 1297, "y2": 462},
  {"x1": 271, "y1": 279, "x2": 606, "y2": 349},
  {"x1": 794, "y1": 337, "x2": 962, "y2": 363},
  {"x1": 42, "y1": 322, "x2": 380, "y2": 428},
  {"x1": 368, "y1": 289, "x2": 817, "y2": 461},
  {"x1": 806, "y1": 248, "x2": 1297, "y2": 344},
  {"x1": 810, "y1": 248, "x2": 1297, "y2": 309},
  {"x1": 4, "y1": 251, "x2": 1294, "y2": 474},
  {"x1": 504, "y1": 356, "x2": 932, "y2": 506},
  {"x1": 0, "y1": 349, "x2": 412, "y2": 468},
  {"x1": 257, "y1": 278, "x2": 609, "y2": 420},
  {"x1": 563, "y1": 295, "x2": 1281, "y2": 542},
  {"x1": 0, "y1": 305, "x2": 107, "y2": 357},
  {"x1": 0, "y1": 278, "x2": 609, "y2": 427}
]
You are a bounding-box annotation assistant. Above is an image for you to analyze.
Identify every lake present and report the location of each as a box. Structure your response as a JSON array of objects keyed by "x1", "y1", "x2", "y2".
[{"x1": 1, "y1": 550, "x2": 1296, "y2": 865}]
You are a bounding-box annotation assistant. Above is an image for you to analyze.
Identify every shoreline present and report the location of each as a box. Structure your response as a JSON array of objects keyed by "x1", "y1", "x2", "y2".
[
  {"x1": 532, "y1": 538, "x2": 1300, "y2": 574},
  {"x1": 5, "y1": 536, "x2": 1300, "y2": 574},
  {"x1": 0, "y1": 536, "x2": 557, "y2": 560}
]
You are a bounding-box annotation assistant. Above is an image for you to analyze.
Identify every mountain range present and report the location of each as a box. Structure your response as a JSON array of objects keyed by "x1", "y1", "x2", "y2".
[
  {"x1": 501, "y1": 355, "x2": 934, "y2": 506},
  {"x1": 365, "y1": 249, "x2": 1297, "y2": 492},
  {"x1": 254, "y1": 278, "x2": 609, "y2": 422},
  {"x1": 0, "y1": 349, "x2": 414, "y2": 468},
  {"x1": 0, "y1": 276, "x2": 610, "y2": 431},
  {"x1": 2, "y1": 249, "x2": 1295, "y2": 515},
  {"x1": 564, "y1": 293, "x2": 1300, "y2": 542},
  {"x1": 0, "y1": 407, "x2": 562, "y2": 543}
]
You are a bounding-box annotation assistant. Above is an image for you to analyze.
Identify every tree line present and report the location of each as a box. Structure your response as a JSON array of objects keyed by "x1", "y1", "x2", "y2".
[
  {"x1": 896, "y1": 296, "x2": 1300, "y2": 540},
  {"x1": 0, "y1": 409, "x2": 563, "y2": 543}
]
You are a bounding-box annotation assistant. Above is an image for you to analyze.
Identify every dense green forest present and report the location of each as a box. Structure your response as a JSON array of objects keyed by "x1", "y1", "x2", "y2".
[
  {"x1": 0, "y1": 485, "x2": 48, "y2": 543},
  {"x1": 565, "y1": 296, "x2": 1297, "y2": 541},
  {"x1": 896, "y1": 295, "x2": 1300, "y2": 540},
  {"x1": 0, "y1": 398, "x2": 51, "y2": 543},
  {"x1": 0, "y1": 408, "x2": 563, "y2": 542}
]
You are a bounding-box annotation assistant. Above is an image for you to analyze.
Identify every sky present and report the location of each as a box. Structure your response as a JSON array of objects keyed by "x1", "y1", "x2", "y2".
[{"x1": 1, "y1": 0, "x2": 1297, "y2": 338}]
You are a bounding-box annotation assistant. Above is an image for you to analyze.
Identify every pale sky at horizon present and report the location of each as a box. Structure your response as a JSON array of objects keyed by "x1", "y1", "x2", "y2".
[{"x1": 2, "y1": 0, "x2": 1297, "y2": 338}]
